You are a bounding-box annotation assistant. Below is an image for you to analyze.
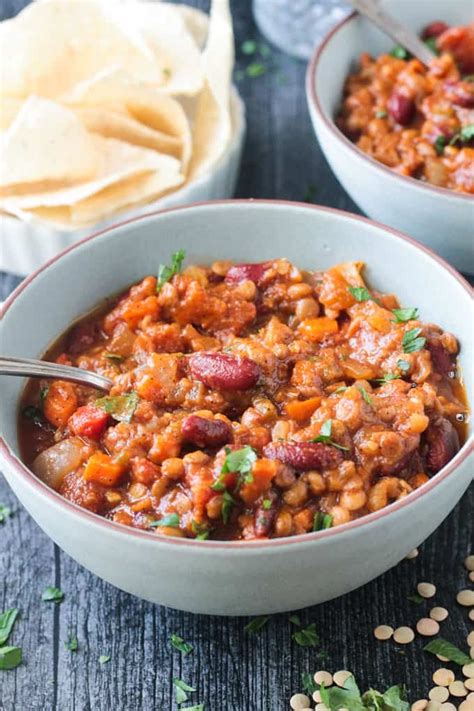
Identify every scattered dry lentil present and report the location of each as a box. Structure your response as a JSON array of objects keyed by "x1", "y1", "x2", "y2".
[
  {"x1": 457, "y1": 590, "x2": 474, "y2": 606},
  {"x1": 418, "y1": 582, "x2": 437, "y2": 599},
  {"x1": 459, "y1": 699, "x2": 474, "y2": 711},
  {"x1": 314, "y1": 670, "x2": 333, "y2": 686},
  {"x1": 470, "y1": 609, "x2": 474, "y2": 621},
  {"x1": 417, "y1": 618, "x2": 440, "y2": 636},
  {"x1": 394, "y1": 626, "x2": 415, "y2": 644},
  {"x1": 449, "y1": 680, "x2": 468, "y2": 697},
  {"x1": 468, "y1": 631, "x2": 474, "y2": 646},
  {"x1": 290, "y1": 693, "x2": 310, "y2": 709},
  {"x1": 466, "y1": 679, "x2": 474, "y2": 691},
  {"x1": 433, "y1": 669, "x2": 455, "y2": 686},
  {"x1": 333, "y1": 670, "x2": 352, "y2": 687},
  {"x1": 426, "y1": 701, "x2": 441, "y2": 711},
  {"x1": 430, "y1": 607, "x2": 449, "y2": 622},
  {"x1": 465, "y1": 556, "x2": 474, "y2": 572},
  {"x1": 439, "y1": 704, "x2": 456, "y2": 711},
  {"x1": 464, "y1": 662, "x2": 474, "y2": 677},
  {"x1": 429, "y1": 687, "x2": 449, "y2": 703},
  {"x1": 406, "y1": 548, "x2": 419, "y2": 560},
  {"x1": 411, "y1": 701, "x2": 428, "y2": 711},
  {"x1": 374, "y1": 625, "x2": 394, "y2": 640},
  {"x1": 315, "y1": 704, "x2": 328, "y2": 711},
  {"x1": 470, "y1": 571, "x2": 474, "y2": 583},
  {"x1": 313, "y1": 690, "x2": 323, "y2": 703}
]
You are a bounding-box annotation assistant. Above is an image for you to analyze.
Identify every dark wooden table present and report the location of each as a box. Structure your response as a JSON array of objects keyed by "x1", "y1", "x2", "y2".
[{"x1": 1, "y1": 2, "x2": 472, "y2": 709}]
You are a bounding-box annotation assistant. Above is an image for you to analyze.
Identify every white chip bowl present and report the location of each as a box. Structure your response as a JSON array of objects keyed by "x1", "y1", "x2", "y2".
[
  {"x1": 1, "y1": 201, "x2": 472, "y2": 615},
  {"x1": 306, "y1": 0, "x2": 474, "y2": 273},
  {"x1": 0, "y1": 90, "x2": 246, "y2": 275}
]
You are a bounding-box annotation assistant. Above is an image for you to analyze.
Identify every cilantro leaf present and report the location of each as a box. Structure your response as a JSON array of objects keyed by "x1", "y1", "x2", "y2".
[
  {"x1": 170, "y1": 634, "x2": 193, "y2": 655},
  {"x1": 397, "y1": 359, "x2": 410, "y2": 373},
  {"x1": 380, "y1": 685, "x2": 409, "y2": 710},
  {"x1": 424, "y1": 37, "x2": 439, "y2": 55},
  {"x1": 292, "y1": 622, "x2": 319, "y2": 647},
  {"x1": 407, "y1": 593, "x2": 424, "y2": 604},
  {"x1": 450, "y1": 123, "x2": 474, "y2": 146},
  {"x1": 95, "y1": 392, "x2": 139, "y2": 423},
  {"x1": 246, "y1": 62, "x2": 266, "y2": 78},
  {"x1": 434, "y1": 135, "x2": 446, "y2": 155},
  {"x1": 0, "y1": 646, "x2": 22, "y2": 670},
  {"x1": 221, "y1": 491, "x2": 235, "y2": 524},
  {"x1": 358, "y1": 386, "x2": 373, "y2": 406},
  {"x1": 41, "y1": 586, "x2": 64, "y2": 604},
  {"x1": 149, "y1": 513, "x2": 180, "y2": 529},
  {"x1": 262, "y1": 499, "x2": 272, "y2": 510},
  {"x1": 349, "y1": 286, "x2": 372, "y2": 302},
  {"x1": 0, "y1": 504, "x2": 11, "y2": 524},
  {"x1": 289, "y1": 614, "x2": 301, "y2": 626},
  {"x1": 313, "y1": 512, "x2": 333, "y2": 531},
  {"x1": 392, "y1": 307, "x2": 419, "y2": 323},
  {"x1": 156, "y1": 249, "x2": 186, "y2": 291},
  {"x1": 302, "y1": 671, "x2": 318, "y2": 695},
  {"x1": 402, "y1": 328, "x2": 426, "y2": 354},
  {"x1": 244, "y1": 615, "x2": 270, "y2": 634},
  {"x1": 173, "y1": 678, "x2": 196, "y2": 705},
  {"x1": 191, "y1": 520, "x2": 211, "y2": 540},
  {"x1": 64, "y1": 636, "x2": 78, "y2": 652},
  {"x1": 0, "y1": 609, "x2": 19, "y2": 646},
  {"x1": 424, "y1": 638, "x2": 471, "y2": 666},
  {"x1": 99, "y1": 654, "x2": 111, "y2": 665},
  {"x1": 374, "y1": 374, "x2": 401, "y2": 384},
  {"x1": 320, "y1": 674, "x2": 365, "y2": 710},
  {"x1": 389, "y1": 45, "x2": 410, "y2": 60},
  {"x1": 312, "y1": 419, "x2": 349, "y2": 451},
  {"x1": 375, "y1": 109, "x2": 388, "y2": 119},
  {"x1": 181, "y1": 706, "x2": 204, "y2": 711},
  {"x1": 213, "y1": 446, "x2": 257, "y2": 491}
]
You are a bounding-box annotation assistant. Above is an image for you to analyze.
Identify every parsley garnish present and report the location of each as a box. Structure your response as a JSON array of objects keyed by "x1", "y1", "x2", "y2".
[
  {"x1": 40, "y1": 385, "x2": 50, "y2": 404},
  {"x1": 99, "y1": 654, "x2": 111, "y2": 665},
  {"x1": 156, "y1": 249, "x2": 185, "y2": 292},
  {"x1": 302, "y1": 671, "x2": 318, "y2": 695},
  {"x1": 0, "y1": 504, "x2": 11, "y2": 524},
  {"x1": 320, "y1": 674, "x2": 409, "y2": 710},
  {"x1": 221, "y1": 491, "x2": 235, "y2": 524},
  {"x1": 424, "y1": 36, "x2": 439, "y2": 54},
  {"x1": 246, "y1": 62, "x2": 266, "y2": 78},
  {"x1": 0, "y1": 609, "x2": 19, "y2": 646},
  {"x1": 41, "y1": 586, "x2": 64, "y2": 604},
  {"x1": 95, "y1": 392, "x2": 139, "y2": 423},
  {"x1": 390, "y1": 45, "x2": 410, "y2": 60},
  {"x1": 349, "y1": 286, "x2": 372, "y2": 302},
  {"x1": 180, "y1": 706, "x2": 204, "y2": 711},
  {"x1": 0, "y1": 646, "x2": 22, "y2": 670},
  {"x1": 149, "y1": 513, "x2": 180, "y2": 528},
  {"x1": 241, "y1": 39, "x2": 258, "y2": 55},
  {"x1": 358, "y1": 386, "x2": 373, "y2": 406},
  {"x1": 397, "y1": 359, "x2": 410, "y2": 373},
  {"x1": 375, "y1": 109, "x2": 388, "y2": 119},
  {"x1": 289, "y1": 614, "x2": 301, "y2": 626},
  {"x1": 191, "y1": 520, "x2": 211, "y2": 540},
  {"x1": 450, "y1": 123, "x2": 474, "y2": 146},
  {"x1": 244, "y1": 615, "x2": 270, "y2": 634},
  {"x1": 262, "y1": 499, "x2": 272, "y2": 510},
  {"x1": 173, "y1": 678, "x2": 196, "y2": 704},
  {"x1": 424, "y1": 638, "x2": 471, "y2": 666},
  {"x1": 402, "y1": 328, "x2": 426, "y2": 354},
  {"x1": 434, "y1": 135, "x2": 446, "y2": 155},
  {"x1": 64, "y1": 636, "x2": 78, "y2": 652},
  {"x1": 407, "y1": 594, "x2": 424, "y2": 604},
  {"x1": 313, "y1": 512, "x2": 333, "y2": 531},
  {"x1": 374, "y1": 374, "x2": 401, "y2": 384},
  {"x1": 333, "y1": 385, "x2": 348, "y2": 394},
  {"x1": 293, "y1": 622, "x2": 319, "y2": 647},
  {"x1": 213, "y1": 446, "x2": 257, "y2": 491},
  {"x1": 312, "y1": 419, "x2": 349, "y2": 451},
  {"x1": 392, "y1": 307, "x2": 419, "y2": 322},
  {"x1": 170, "y1": 634, "x2": 193, "y2": 655}
]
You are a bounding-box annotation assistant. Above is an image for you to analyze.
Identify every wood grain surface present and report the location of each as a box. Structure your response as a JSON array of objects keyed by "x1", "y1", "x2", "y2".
[{"x1": 0, "y1": 2, "x2": 472, "y2": 710}]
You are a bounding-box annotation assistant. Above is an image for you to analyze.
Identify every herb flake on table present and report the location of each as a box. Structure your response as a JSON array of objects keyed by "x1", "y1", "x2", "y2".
[
  {"x1": 149, "y1": 513, "x2": 180, "y2": 529},
  {"x1": 156, "y1": 249, "x2": 186, "y2": 291},
  {"x1": 292, "y1": 622, "x2": 319, "y2": 647},
  {"x1": 302, "y1": 671, "x2": 318, "y2": 695},
  {"x1": 244, "y1": 615, "x2": 270, "y2": 635},
  {"x1": 0, "y1": 646, "x2": 22, "y2": 670},
  {"x1": 402, "y1": 327, "x2": 426, "y2": 354},
  {"x1": 173, "y1": 678, "x2": 196, "y2": 704},
  {"x1": 64, "y1": 636, "x2": 78, "y2": 652},
  {"x1": 289, "y1": 614, "x2": 301, "y2": 626},
  {"x1": 98, "y1": 654, "x2": 111, "y2": 665},
  {"x1": 320, "y1": 674, "x2": 409, "y2": 711},
  {"x1": 246, "y1": 62, "x2": 266, "y2": 78},
  {"x1": 0, "y1": 609, "x2": 19, "y2": 646},
  {"x1": 424, "y1": 637, "x2": 471, "y2": 665},
  {"x1": 95, "y1": 392, "x2": 139, "y2": 423},
  {"x1": 41, "y1": 586, "x2": 64, "y2": 604},
  {"x1": 181, "y1": 705, "x2": 204, "y2": 711},
  {"x1": 0, "y1": 504, "x2": 11, "y2": 524},
  {"x1": 170, "y1": 634, "x2": 193, "y2": 655},
  {"x1": 407, "y1": 593, "x2": 424, "y2": 604},
  {"x1": 313, "y1": 512, "x2": 333, "y2": 531},
  {"x1": 312, "y1": 419, "x2": 349, "y2": 451},
  {"x1": 392, "y1": 307, "x2": 419, "y2": 323}
]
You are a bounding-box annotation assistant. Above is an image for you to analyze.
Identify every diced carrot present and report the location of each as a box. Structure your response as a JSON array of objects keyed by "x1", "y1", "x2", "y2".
[
  {"x1": 285, "y1": 397, "x2": 321, "y2": 422},
  {"x1": 43, "y1": 381, "x2": 78, "y2": 428},
  {"x1": 298, "y1": 317, "x2": 338, "y2": 342},
  {"x1": 239, "y1": 459, "x2": 277, "y2": 505},
  {"x1": 83, "y1": 452, "x2": 125, "y2": 486}
]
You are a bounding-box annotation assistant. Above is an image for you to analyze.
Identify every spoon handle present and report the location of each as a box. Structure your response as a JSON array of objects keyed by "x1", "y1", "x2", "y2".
[
  {"x1": 349, "y1": 0, "x2": 434, "y2": 66},
  {"x1": 0, "y1": 356, "x2": 113, "y2": 392}
]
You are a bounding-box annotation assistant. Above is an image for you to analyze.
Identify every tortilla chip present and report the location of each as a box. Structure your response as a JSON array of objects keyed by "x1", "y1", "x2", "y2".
[{"x1": 0, "y1": 96, "x2": 99, "y2": 188}]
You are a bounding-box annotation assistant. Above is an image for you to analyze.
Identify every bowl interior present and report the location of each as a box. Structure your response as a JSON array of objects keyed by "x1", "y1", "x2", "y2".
[
  {"x1": 1, "y1": 202, "x2": 473, "y2": 460},
  {"x1": 315, "y1": 0, "x2": 471, "y2": 126}
]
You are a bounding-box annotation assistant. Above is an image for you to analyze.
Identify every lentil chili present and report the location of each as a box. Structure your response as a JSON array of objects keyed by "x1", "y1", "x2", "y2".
[
  {"x1": 337, "y1": 21, "x2": 474, "y2": 194},
  {"x1": 19, "y1": 255, "x2": 468, "y2": 540}
]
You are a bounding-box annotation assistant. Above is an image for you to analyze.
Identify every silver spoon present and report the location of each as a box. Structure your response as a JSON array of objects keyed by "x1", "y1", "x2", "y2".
[
  {"x1": 349, "y1": 0, "x2": 435, "y2": 66},
  {"x1": 0, "y1": 356, "x2": 113, "y2": 392}
]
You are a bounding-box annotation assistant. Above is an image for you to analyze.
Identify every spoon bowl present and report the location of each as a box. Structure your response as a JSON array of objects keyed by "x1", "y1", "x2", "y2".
[{"x1": 0, "y1": 356, "x2": 113, "y2": 392}]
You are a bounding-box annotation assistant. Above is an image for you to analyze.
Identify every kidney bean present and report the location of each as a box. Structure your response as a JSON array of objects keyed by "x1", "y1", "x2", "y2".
[
  {"x1": 426, "y1": 338, "x2": 456, "y2": 377},
  {"x1": 444, "y1": 80, "x2": 474, "y2": 108},
  {"x1": 189, "y1": 352, "x2": 261, "y2": 391},
  {"x1": 225, "y1": 262, "x2": 269, "y2": 285},
  {"x1": 263, "y1": 441, "x2": 343, "y2": 471},
  {"x1": 388, "y1": 91, "x2": 416, "y2": 126},
  {"x1": 181, "y1": 415, "x2": 232, "y2": 448},
  {"x1": 421, "y1": 21, "x2": 449, "y2": 40},
  {"x1": 254, "y1": 498, "x2": 277, "y2": 537},
  {"x1": 425, "y1": 417, "x2": 460, "y2": 473}
]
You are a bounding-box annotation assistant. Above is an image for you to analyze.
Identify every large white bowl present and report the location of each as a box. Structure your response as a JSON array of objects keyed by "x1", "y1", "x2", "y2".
[
  {"x1": 306, "y1": 0, "x2": 474, "y2": 273},
  {"x1": 0, "y1": 90, "x2": 245, "y2": 275},
  {"x1": 0, "y1": 201, "x2": 472, "y2": 615}
]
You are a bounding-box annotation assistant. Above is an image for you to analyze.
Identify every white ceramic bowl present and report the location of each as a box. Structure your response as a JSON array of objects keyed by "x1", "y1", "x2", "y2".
[
  {"x1": 306, "y1": 0, "x2": 474, "y2": 274},
  {"x1": 0, "y1": 90, "x2": 245, "y2": 275},
  {"x1": 1, "y1": 201, "x2": 472, "y2": 615}
]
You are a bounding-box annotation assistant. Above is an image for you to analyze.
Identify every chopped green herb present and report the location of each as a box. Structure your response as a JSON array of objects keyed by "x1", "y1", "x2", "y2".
[
  {"x1": 450, "y1": 123, "x2": 474, "y2": 146},
  {"x1": 156, "y1": 249, "x2": 185, "y2": 291},
  {"x1": 0, "y1": 609, "x2": 19, "y2": 646},
  {"x1": 262, "y1": 499, "x2": 272, "y2": 510},
  {"x1": 402, "y1": 327, "x2": 426, "y2": 354},
  {"x1": 173, "y1": 678, "x2": 196, "y2": 705},
  {"x1": 195, "y1": 531, "x2": 209, "y2": 541},
  {"x1": 0, "y1": 504, "x2": 11, "y2": 524},
  {"x1": 191, "y1": 520, "x2": 211, "y2": 540},
  {"x1": 303, "y1": 183, "x2": 318, "y2": 203},
  {"x1": 39, "y1": 385, "x2": 50, "y2": 404},
  {"x1": 246, "y1": 62, "x2": 266, "y2": 78},
  {"x1": 170, "y1": 634, "x2": 193, "y2": 655},
  {"x1": 95, "y1": 392, "x2": 139, "y2": 423},
  {"x1": 313, "y1": 512, "x2": 333, "y2": 531},
  {"x1": 219, "y1": 445, "x2": 257, "y2": 489},
  {"x1": 98, "y1": 654, "x2": 111, "y2": 665},
  {"x1": 424, "y1": 36, "x2": 439, "y2": 54},
  {"x1": 320, "y1": 673, "x2": 409, "y2": 711},
  {"x1": 22, "y1": 405, "x2": 43, "y2": 425},
  {"x1": 41, "y1": 586, "x2": 64, "y2": 604},
  {"x1": 292, "y1": 622, "x2": 319, "y2": 647},
  {"x1": 244, "y1": 615, "x2": 270, "y2": 634},
  {"x1": 149, "y1": 513, "x2": 180, "y2": 529},
  {"x1": 374, "y1": 374, "x2": 401, "y2": 384},
  {"x1": 358, "y1": 386, "x2": 373, "y2": 406},
  {"x1": 375, "y1": 109, "x2": 388, "y2": 119},
  {"x1": 397, "y1": 359, "x2": 410, "y2": 373},
  {"x1": 312, "y1": 419, "x2": 349, "y2": 451},
  {"x1": 424, "y1": 638, "x2": 471, "y2": 666},
  {"x1": 434, "y1": 135, "x2": 446, "y2": 155},
  {"x1": 349, "y1": 286, "x2": 372, "y2": 302},
  {"x1": 221, "y1": 491, "x2": 235, "y2": 524},
  {"x1": 333, "y1": 385, "x2": 348, "y2": 394},
  {"x1": 392, "y1": 307, "x2": 419, "y2": 323},
  {"x1": 64, "y1": 636, "x2": 78, "y2": 652},
  {"x1": 407, "y1": 593, "x2": 423, "y2": 604},
  {"x1": 302, "y1": 671, "x2": 318, "y2": 696},
  {"x1": 0, "y1": 646, "x2": 22, "y2": 670},
  {"x1": 181, "y1": 705, "x2": 204, "y2": 711},
  {"x1": 104, "y1": 353, "x2": 124, "y2": 363},
  {"x1": 241, "y1": 39, "x2": 258, "y2": 55},
  {"x1": 288, "y1": 614, "x2": 301, "y2": 626},
  {"x1": 390, "y1": 45, "x2": 410, "y2": 60}
]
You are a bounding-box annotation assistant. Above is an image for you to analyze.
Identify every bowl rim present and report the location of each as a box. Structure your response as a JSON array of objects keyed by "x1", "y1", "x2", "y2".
[
  {"x1": 305, "y1": 10, "x2": 474, "y2": 204},
  {"x1": 1, "y1": 199, "x2": 473, "y2": 551}
]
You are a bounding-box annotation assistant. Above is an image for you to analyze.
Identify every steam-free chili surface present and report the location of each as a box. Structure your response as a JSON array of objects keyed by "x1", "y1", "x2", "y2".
[
  {"x1": 19, "y1": 255, "x2": 468, "y2": 541},
  {"x1": 337, "y1": 21, "x2": 474, "y2": 194}
]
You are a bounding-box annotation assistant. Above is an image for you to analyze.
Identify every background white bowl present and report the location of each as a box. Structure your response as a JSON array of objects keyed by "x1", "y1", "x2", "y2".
[
  {"x1": 0, "y1": 201, "x2": 472, "y2": 615},
  {"x1": 0, "y1": 90, "x2": 246, "y2": 275},
  {"x1": 306, "y1": 0, "x2": 474, "y2": 274}
]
